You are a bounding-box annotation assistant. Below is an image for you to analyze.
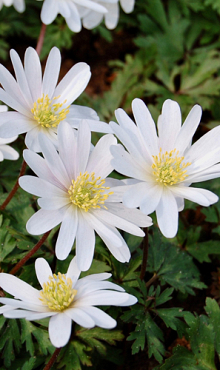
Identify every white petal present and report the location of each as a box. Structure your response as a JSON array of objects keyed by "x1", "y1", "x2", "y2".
[
  {"x1": 49, "y1": 313, "x2": 72, "y2": 347},
  {"x1": 40, "y1": 0, "x2": 58, "y2": 24},
  {"x1": 171, "y1": 186, "x2": 218, "y2": 206},
  {"x1": 43, "y1": 47, "x2": 61, "y2": 97},
  {"x1": 80, "y1": 306, "x2": 116, "y2": 328},
  {"x1": 24, "y1": 47, "x2": 42, "y2": 102},
  {"x1": 66, "y1": 257, "x2": 81, "y2": 286},
  {"x1": 58, "y1": 121, "x2": 77, "y2": 180},
  {"x1": 35, "y1": 258, "x2": 52, "y2": 288},
  {"x1": 0, "y1": 273, "x2": 40, "y2": 305},
  {"x1": 105, "y1": 3, "x2": 119, "y2": 29},
  {"x1": 55, "y1": 206, "x2": 78, "y2": 260},
  {"x1": 65, "y1": 307, "x2": 95, "y2": 328},
  {"x1": 106, "y1": 202, "x2": 152, "y2": 227},
  {"x1": 0, "y1": 115, "x2": 34, "y2": 138},
  {"x1": 76, "y1": 212, "x2": 95, "y2": 271},
  {"x1": 54, "y1": 63, "x2": 91, "y2": 106},
  {"x1": 174, "y1": 105, "x2": 202, "y2": 153},
  {"x1": 156, "y1": 188, "x2": 179, "y2": 238},
  {"x1": 76, "y1": 121, "x2": 91, "y2": 175},
  {"x1": 86, "y1": 133, "x2": 116, "y2": 178},
  {"x1": 26, "y1": 207, "x2": 67, "y2": 235},
  {"x1": 132, "y1": 98, "x2": 158, "y2": 156},
  {"x1": 0, "y1": 88, "x2": 30, "y2": 116},
  {"x1": 158, "y1": 100, "x2": 182, "y2": 152},
  {"x1": 74, "y1": 290, "x2": 134, "y2": 307},
  {"x1": 120, "y1": 0, "x2": 135, "y2": 13},
  {"x1": 0, "y1": 144, "x2": 19, "y2": 160},
  {"x1": 139, "y1": 184, "x2": 163, "y2": 215},
  {"x1": 19, "y1": 176, "x2": 66, "y2": 198}
]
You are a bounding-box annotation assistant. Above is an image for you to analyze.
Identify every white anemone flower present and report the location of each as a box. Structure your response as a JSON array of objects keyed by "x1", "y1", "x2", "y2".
[
  {"x1": 80, "y1": 0, "x2": 135, "y2": 30},
  {"x1": 19, "y1": 121, "x2": 152, "y2": 270},
  {"x1": 0, "y1": 0, "x2": 25, "y2": 12},
  {"x1": 40, "y1": 0, "x2": 108, "y2": 32},
  {"x1": 0, "y1": 105, "x2": 19, "y2": 161},
  {"x1": 0, "y1": 257, "x2": 137, "y2": 347},
  {"x1": 0, "y1": 47, "x2": 111, "y2": 152},
  {"x1": 110, "y1": 98, "x2": 220, "y2": 238}
]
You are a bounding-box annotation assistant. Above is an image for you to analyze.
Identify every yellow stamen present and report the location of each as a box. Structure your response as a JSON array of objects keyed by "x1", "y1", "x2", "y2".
[
  {"x1": 31, "y1": 94, "x2": 70, "y2": 128},
  {"x1": 39, "y1": 273, "x2": 77, "y2": 311},
  {"x1": 68, "y1": 171, "x2": 113, "y2": 212},
  {"x1": 152, "y1": 148, "x2": 191, "y2": 186}
]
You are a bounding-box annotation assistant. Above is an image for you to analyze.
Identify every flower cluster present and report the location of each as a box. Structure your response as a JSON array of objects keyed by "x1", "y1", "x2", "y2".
[
  {"x1": 0, "y1": 44, "x2": 220, "y2": 352},
  {"x1": 40, "y1": 0, "x2": 136, "y2": 31}
]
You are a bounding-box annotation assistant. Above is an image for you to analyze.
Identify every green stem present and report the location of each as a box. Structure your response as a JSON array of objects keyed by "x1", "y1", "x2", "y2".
[
  {"x1": 146, "y1": 273, "x2": 159, "y2": 288},
  {"x1": 10, "y1": 230, "x2": 52, "y2": 275},
  {"x1": 140, "y1": 228, "x2": 149, "y2": 280},
  {"x1": 43, "y1": 347, "x2": 61, "y2": 370}
]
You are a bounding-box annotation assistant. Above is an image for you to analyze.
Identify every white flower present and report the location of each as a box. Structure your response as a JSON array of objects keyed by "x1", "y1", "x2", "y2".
[
  {"x1": 81, "y1": 0, "x2": 135, "y2": 30},
  {"x1": 40, "y1": 0, "x2": 108, "y2": 32},
  {"x1": 0, "y1": 47, "x2": 111, "y2": 152},
  {"x1": 0, "y1": 0, "x2": 25, "y2": 12},
  {"x1": 0, "y1": 257, "x2": 137, "y2": 347},
  {"x1": 0, "y1": 105, "x2": 19, "y2": 161},
  {"x1": 19, "y1": 121, "x2": 152, "y2": 270},
  {"x1": 110, "y1": 98, "x2": 220, "y2": 238}
]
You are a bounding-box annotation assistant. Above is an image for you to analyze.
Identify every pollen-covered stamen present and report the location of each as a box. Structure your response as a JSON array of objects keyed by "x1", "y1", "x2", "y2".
[
  {"x1": 31, "y1": 94, "x2": 70, "y2": 128},
  {"x1": 68, "y1": 171, "x2": 113, "y2": 212},
  {"x1": 152, "y1": 148, "x2": 191, "y2": 186},
  {"x1": 39, "y1": 273, "x2": 77, "y2": 311}
]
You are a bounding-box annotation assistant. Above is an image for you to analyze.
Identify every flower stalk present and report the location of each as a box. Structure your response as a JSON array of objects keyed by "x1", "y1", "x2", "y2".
[
  {"x1": 140, "y1": 228, "x2": 149, "y2": 280},
  {"x1": 43, "y1": 347, "x2": 61, "y2": 370},
  {"x1": 36, "y1": 23, "x2": 47, "y2": 56},
  {"x1": 10, "y1": 230, "x2": 51, "y2": 275}
]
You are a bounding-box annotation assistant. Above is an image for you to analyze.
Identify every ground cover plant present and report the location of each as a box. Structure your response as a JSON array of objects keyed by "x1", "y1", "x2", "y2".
[{"x1": 1, "y1": 0, "x2": 220, "y2": 369}]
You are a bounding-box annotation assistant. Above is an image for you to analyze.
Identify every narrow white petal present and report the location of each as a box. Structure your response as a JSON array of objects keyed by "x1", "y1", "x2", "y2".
[
  {"x1": 66, "y1": 257, "x2": 81, "y2": 286},
  {"x1": 86, "y1": 133, "x2": 116, "y2": 178},
  {"x1": 19, "y1": 176, "x2": 66, "y2": 198},
  {"x1": 174, "y1": 105, "x2": 202, "y2": 153},
  {"x1": 65, "y1": 307, "x2": 95, "y2": 328},
  {"x1": 0, "y1": 273, "x2": 40, "y2": 305},
  {"x1": 0, "y1": 145, "x2": 19, "y2": 160},
  {"x1": 139, "y1": 184, "x2": 163, "y2": 215},
  {"x1": 26, "y1": 207, "x2": 67, "y2": 235},
  {"x1": 132, "y1": 98, "x2": 158, "y2": 156},
  {"x1": 54, "y1": 63, "x2": 91, "y2": 106},
  {"x1": 55, "y1": 206, "x2": 78, "y2": 260},
  {"x1": 0, "y1": 297, "x2": 49, "y2": 312},
  {"x1": 58, "y1": 121, "x2": 77, "y2": 180},
  {"x1": 49, "y1": 313, "x2": 72, "y2": 347},
  {"x1": 80, "y1": 306, "x2": 116, "y2": 328},
  {"x1": 76, "y1": 121, "x2": 91, "y2": 175},
  {"x1": 106, "y1": 202, "x2": 153, "y2": 227},
  {"x1": 0, "y1": 116, "x2": 34, "y2": 138},
  {"x1": 24, "y1": 47, "x2": 42, "y2": 102},
  {"x1": 0, "y1": 88, "x2": 30, "y2": 116},
  {"x1": 75, "y1": 291, "x2": 134, "y2": 307},
  {"x1": 156, "y1": 188, "x2": 179, "y2": 238},
  {"x1": 111, "y1": 144, "x2": 148, "y2": 181},
  {"x1": 120, "y1": 0, "x2": 135, "y2": 13},
  {"x1": 105, "y1": 3, "x2": 119, "y2": 29},
  {"x1": 122, "y1": 181, "x2": 152, "y2": 208},
  {"x1": 35, "y1": 258, "x2": 52, "y2": 288},
  {"x1": 171, "y1": 186, "x2": 218, "y2": 206},
  {"x1": 76, "y1": 212, "x2": 95, "y2": 271},
  {"x1": 158, "y1": 100, "x2": 182, "y2": 152},
  {"x1": 41, "y1": 0, "x2": 58, "y2": 24},
  {"x1": 39, "y1": 133, "x2": 71, "y2": 188},
  {"x1": 43, "y1": 47, "x2": 61, "y2": 97}
]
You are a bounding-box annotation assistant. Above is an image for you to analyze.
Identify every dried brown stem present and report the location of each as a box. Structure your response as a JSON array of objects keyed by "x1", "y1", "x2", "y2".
[
  {"x1": 43, "y1": 347, "x2": 62, "y2": 370},
  {"x1": 0, "y1": 160, "x2": 27, "y2": 211},
  {"x1": 10, "y1": 230, "x2": 51, "y2": 275}
]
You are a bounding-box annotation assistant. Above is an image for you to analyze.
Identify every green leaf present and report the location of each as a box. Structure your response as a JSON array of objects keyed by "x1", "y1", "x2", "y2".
[
  {"x1": 205, "y1": 298, "x2": 220, "y2": 357},
  {"x1": 0, "y1": 319, "x2": 21, "y2": 367},
  {"x1": 20, "y1": 320, "x2": 54, "y2": 357},
  {"x1": 57, "y1": 340, "x2": 92, "y2": 370},
  {"x1": 186, "y1": 240, "x2": 220, "y2": 263},
  {"x1": 148, "y1": 229, "x2": 206, "y2": 294}
]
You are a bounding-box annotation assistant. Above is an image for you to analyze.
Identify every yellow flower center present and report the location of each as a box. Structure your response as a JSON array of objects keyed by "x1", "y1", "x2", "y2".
[
  {"x1": 39, "y1": 273, "x2": 77, "y2": 311},
  {"x1": 31, "y1": 94, "x2": 70, "y2": 128},
  {"x1": 68, "y1": 171, "x2": 113, "y2": 212},
  {"x1": 152, "y1": 148, "x2": 191, "y2": 186}
]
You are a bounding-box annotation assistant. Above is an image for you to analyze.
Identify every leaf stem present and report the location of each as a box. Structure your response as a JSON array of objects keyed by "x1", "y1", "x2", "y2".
[
  {"x1": 36, "y1": 23, "x2": 47, "y2": 56},
  {"x1": 140, "y1": 228, "x2": 149, "y2": 280},
  {"x1": 0, "y1": 160, "x2": 27, "y2": 211},
  {"x1": 146, "y1": 273, "x2": 159, "y2": 288},
  {"x1": 10, "y1": 230, "x2": 52, "y2": 275},
  {"x1": 43, "y1": 347, "x2": 62, "y2": 370}
]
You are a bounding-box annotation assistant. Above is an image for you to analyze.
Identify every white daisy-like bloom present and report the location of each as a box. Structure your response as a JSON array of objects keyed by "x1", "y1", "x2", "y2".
[
  {"x1": 40, "y1": 0, "x2": 109, "y2": 32},
  {"x1": 0, "y1": 105, "x2": 19, "y2": 161},
  {"x1": 80, "y1": 0, "x2": 135, "y2": 30},
  {"x1": 19, "y1": 121, "x2": 152, "y2": 270},
  {"x1": 110, "y1": 98, "x2": 220, "y2": 238},
  {"x1": 0, "y1": 257, "x2": 137, "y2": 347},
  {"x1": 0, "y1": 46, "x2": 111, "y2": 152},
  {"x1": 0, "y1": 0, "x2": 25, "y2": 12}
]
